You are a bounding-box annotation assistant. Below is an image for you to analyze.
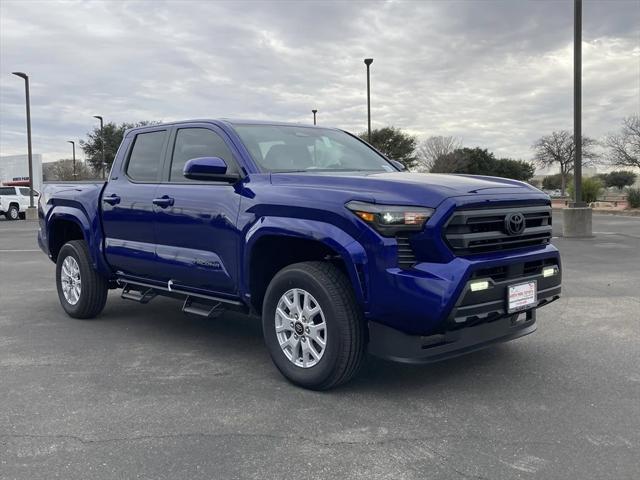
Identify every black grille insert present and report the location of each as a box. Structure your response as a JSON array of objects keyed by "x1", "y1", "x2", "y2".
[
  {"x1": 396, "y1": 234, "x2": 417, "y2": 269},
  {"x1": 445, "y1": 205, "x2": 552, "y2": 255}
]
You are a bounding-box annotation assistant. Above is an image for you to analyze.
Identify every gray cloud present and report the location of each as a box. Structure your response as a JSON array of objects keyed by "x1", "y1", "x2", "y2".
[{"x1": 1, "y1": 0, "x2": 638, "y2": 164}]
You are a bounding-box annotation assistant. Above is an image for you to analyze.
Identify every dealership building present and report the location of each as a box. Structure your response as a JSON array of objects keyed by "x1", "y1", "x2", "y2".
[{"x1": 0, "y1": 154, "x2": 43, "y2": 193}]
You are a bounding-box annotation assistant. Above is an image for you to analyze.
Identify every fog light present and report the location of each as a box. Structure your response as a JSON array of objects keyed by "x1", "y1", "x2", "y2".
[
  {"x1": 470, "y1": 280, "x2": 490, "y2": 292},
  {"x1": 542, "y1": 266, "x2": 558, "y2": 277}
]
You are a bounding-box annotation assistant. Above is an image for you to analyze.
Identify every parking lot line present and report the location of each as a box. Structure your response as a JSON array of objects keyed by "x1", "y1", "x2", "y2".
[{"x1": 0, "y1": 249, "x2": 41, "y2": 252}]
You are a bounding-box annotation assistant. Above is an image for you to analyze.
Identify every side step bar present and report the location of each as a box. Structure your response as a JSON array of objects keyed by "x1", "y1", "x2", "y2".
[
  {"x1": 121, "y1": 283, "x2": 157, "y2": 304},
  {"x1": 182, "y1": 296, "x2": 223, "y2": 318},
  {"x1": 116, "y1": 277, "x2": 246, "y2": 313}
]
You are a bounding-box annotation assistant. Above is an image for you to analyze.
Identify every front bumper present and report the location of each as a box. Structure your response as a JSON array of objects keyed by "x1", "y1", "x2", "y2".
[
  {"x1": 366, "y1": 244, "x2": 561, "y2": 335},
  {"x1": 368, "y1": 309, "x2": 539, "y2": 364}
]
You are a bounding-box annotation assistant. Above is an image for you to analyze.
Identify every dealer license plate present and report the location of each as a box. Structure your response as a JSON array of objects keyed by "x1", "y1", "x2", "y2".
[{"x1": 507, "y1": 281, "x2": 537, "y2": 313}]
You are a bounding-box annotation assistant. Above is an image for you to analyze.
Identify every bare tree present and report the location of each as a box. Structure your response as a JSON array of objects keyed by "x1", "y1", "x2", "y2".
[
  {"x1": 415, "y1": 136, "x2": 462, "y2": 172},
  {"x1": 532, "y1": 130, "x2": 598, "y2": 196},
  {"x1": 604, "y1": 115, "x2": 640, "y2": 169},
  {"x1": 43, "y1": 159, "x2": 97, "y2": 181}
]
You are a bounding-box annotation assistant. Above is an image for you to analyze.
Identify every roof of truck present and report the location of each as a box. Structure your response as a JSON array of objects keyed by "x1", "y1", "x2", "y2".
[{"x1": 125, "y1": 119, "x2": 339, "y2": 136}]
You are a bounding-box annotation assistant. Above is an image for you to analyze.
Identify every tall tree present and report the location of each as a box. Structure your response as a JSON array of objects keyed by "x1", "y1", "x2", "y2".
[
  {"x1": 602, "y1": 170, "x2": 637, "y2": 190},
  {"x1": 359, "y1": 127, "x2": 418, "y2": 169},
  {"x1": 532, "y1": 130, "x2": 598, "y2": 196},
  {"x1": 80, "y1": 121, "x2": 158, "y2": 172},
  {"x1": 604, "y1": 115, "x2": 640, "y2": 169},
  {"x1": 42, "y1": 159, "x2": 97, "y2": 181},
  {"x1": 492, "y1": 158, "x2": 536, "y2": 182},
  {"x1": 431, "y1": 147, "x2": 535, "y2": 181},
  {"x1": 542, "y1": 173, "x2": 571, "y2": 191},
  {"x1": 415, "y1": 135, "x2": 461, "y2": 172}
]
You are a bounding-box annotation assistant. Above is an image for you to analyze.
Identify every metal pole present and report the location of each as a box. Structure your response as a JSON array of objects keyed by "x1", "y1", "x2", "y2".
[
  {"x1": 93, "y1": 115, "x2": 105, "y2": 179},
  {"x1": 573, "y1": 0, "x2": 583, "y2": 206},
  {"x1": 364, "y1": 58, "x2": 373, "y2": 142},
  {"x1": 312, "y1": 109, "x2": 317, "y2": 125},
  {"x1": 12, "y1": 72, "x2": 34, "y2": 208},
  {"x1": 68, "y1": 141, "x2": 76, "y2": 179}
]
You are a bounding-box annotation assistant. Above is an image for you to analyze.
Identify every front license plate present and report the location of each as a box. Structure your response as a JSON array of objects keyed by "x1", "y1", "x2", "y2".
[{"x1": 508, "y1": 281, "x2": 537, "y2": 313}]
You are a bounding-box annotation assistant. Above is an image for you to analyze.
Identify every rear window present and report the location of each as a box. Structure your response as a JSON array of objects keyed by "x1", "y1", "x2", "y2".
[
  {"x1": 0, "y1": 187, "x2": 15, "y2": 195},
  {"x1": 126, "y1": 131, "x2": 167, "y2": 181}
]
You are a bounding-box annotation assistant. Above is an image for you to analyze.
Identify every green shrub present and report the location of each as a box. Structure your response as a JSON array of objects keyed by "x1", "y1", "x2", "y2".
[
  {"x1": 567, "y1": 177, "x2": 603, "y2": 204},
  {"x1": 627, "y1": 188, "x2": 640, "y2": 208}
]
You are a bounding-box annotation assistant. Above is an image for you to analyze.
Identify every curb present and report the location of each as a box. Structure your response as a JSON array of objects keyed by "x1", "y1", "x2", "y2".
[{"x1": 552, "y1": 208, "x2": 640, "y2": 217}]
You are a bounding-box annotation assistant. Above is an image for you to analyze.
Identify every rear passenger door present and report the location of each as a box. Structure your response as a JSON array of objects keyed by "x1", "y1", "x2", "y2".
[
  {"x1": 101, "y1": 128, "x2": 168, "y2": 280},
  {"x1": 151, "y1": 124, "x2": 242, "y2": 296}
]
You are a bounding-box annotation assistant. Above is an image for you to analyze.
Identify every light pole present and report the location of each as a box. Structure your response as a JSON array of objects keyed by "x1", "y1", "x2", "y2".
[
  {"x1": 563, "y1": 0, "x2": 591, "y2": 237},
  {"x1": 93, "y1": 115, "x2": 105, "y2": 179},
  {"x1": 573, "y1": 0, "x2": 583, "y2": 207},
  {"x1": 67, "y1": 140, "x2": 76, "y2": 179},
  {"x1": 312, "y1": 109, "x2": 317, "y2": 125},
  {"x1": 364, "y1": 58, "x2": 373, "y2": 142},
  {"x1": 11, "y1": 72, "x2": 35, "y2": 213}
]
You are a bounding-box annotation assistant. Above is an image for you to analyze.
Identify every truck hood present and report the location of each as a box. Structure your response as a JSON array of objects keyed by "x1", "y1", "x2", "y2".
[{"x1": 270, "y1": 171, "x2": 545, "y2": 207}]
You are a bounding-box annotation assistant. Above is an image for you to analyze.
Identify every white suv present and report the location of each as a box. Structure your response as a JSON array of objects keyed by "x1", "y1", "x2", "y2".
[{"x1": 0, "y1": 186, "x2": 39, "y2": 220}]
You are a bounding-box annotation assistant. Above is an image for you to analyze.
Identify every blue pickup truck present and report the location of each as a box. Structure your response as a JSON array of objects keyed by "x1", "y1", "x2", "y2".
[{"x1": 38, "y1": 120, "x2": 561, "y2": 389}]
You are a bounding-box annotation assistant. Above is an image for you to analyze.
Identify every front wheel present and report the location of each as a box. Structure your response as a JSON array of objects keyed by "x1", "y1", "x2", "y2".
[
  {"x1": 6, "y1": 205, "x2": 19, "y2": 220},
  {"x1": 262, "y1": 261, "x2": 366, "y2": 390},
  {"x1": 56, "y1": 240, "x2": 108, "y2": 319}
]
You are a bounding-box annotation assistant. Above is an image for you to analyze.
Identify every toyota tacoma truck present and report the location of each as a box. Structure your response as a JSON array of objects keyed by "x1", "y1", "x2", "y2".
[{"x1": 38, "y1": 120, "x2": 561, "y2": 390}]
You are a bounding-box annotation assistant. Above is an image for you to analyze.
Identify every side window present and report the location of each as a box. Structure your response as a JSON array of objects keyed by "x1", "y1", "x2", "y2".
[
  {"x1": 170, "y1": 128, "x2": 236, "y2": 182},
  {"x1": 126, "y1": 130, "x2": 166, "y2": 181},
  {"x1": 0, "y1": 187, "x2": 15, "y2": 195},
  {"x1": 19, "y1": 188, "x2": 30, "y2": 196}
]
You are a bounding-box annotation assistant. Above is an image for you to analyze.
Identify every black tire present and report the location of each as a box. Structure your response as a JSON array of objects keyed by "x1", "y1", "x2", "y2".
[
  {"x1": 6, "y1": 205, "x2": 19, "y2": 221},
  {"x1": 56, "y1": 240, "x2": 108, "y2": 319},
  {"x1": 262, "y1": 261, "x2": 366, "y2": 390}
]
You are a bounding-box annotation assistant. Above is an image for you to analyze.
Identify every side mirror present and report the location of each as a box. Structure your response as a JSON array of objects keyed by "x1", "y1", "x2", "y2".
[
  {"x1": 389, "y1": 159, "x2": 406, "y2": 171},
  {"x1": 183, "y1": 157, "x2": 238, "y2": 181}
]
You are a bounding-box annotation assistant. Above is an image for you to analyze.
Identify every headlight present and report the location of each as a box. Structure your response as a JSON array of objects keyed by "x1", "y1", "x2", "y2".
[{"x1": 346, "y1": 201, "x2": 434, "y2": 236}]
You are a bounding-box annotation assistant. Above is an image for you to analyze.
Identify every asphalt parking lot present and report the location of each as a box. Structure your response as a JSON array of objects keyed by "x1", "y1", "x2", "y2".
[{"x1": 1, "y1": 214, "x2": 638, "y2": 480}]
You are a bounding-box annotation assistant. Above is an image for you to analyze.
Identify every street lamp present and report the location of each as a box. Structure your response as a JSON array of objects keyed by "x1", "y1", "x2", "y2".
[
  {"x1": 312, "y1": 109, "x2": 317, "y2": 125},
  {"x1": 364, "y1": 58, "x2": 373, "y2": 142},
  {"x1": 93, "y1": 115, "x2": 105, "y2": 179},
  {"x1": 67, "y1": 140, "x2": 76, "y2": 179},
  {"x1": 11, "y1": 72, "x2": 35, "y2": 213}
]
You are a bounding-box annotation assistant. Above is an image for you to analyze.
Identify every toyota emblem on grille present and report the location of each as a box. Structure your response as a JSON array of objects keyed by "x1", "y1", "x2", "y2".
[{"x1": 504, "y1": 212, "x2": 526, "y2": 236}]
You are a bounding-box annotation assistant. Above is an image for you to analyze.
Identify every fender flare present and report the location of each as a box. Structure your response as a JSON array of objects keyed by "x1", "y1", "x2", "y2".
[
  {"x1": 243, "y1": 216, "x2": 369, "y2": 305},
  {"x1": 46, "y1": 206, "x2": 104, "y2": 271}
]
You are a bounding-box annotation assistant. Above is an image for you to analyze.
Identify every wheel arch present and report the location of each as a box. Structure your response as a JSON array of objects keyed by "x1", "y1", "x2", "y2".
[
  {"x1": 243, "y1": 217, "x2": 369, "y2": 314},
  {"x1": 48, "y1": 213, "x2": 87, "y2": 262}
]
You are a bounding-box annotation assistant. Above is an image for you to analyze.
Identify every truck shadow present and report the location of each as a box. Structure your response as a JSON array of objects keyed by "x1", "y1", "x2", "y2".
[{"x1": 101, "y1": 294, "x2": 547, "y2": 394}]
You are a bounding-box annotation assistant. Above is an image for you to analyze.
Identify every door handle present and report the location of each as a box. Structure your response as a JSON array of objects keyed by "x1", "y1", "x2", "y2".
[
  {"x1": 102, "y1": 194, "x2": 121, "y2": 205},
  {"x1": 152, "y1": 195, "x2": 175, "y2": 208}
]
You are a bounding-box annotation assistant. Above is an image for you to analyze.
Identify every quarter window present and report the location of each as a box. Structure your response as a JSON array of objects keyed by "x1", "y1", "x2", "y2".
[
  {"x1": 127, "y1": 131, "x2": 166, "y2": 181},
  {"x1": 170, "y1": 128, "x2": 235, "y2": 181}
]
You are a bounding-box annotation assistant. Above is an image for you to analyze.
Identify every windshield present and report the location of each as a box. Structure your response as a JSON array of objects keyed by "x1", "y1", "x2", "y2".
[{"x1": 232, "y1": 124, "x2": 396, "y2": 173}]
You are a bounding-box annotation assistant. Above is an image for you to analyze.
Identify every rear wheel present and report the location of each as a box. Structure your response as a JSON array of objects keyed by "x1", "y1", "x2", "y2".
[
  {"x1": 262, "y1": 261, "x2": 366, "y2": 390},
  {"x1": 6, "y1": 205, "x2": 19, "y2": 220},
  {"x1": 56, "y1": 240, "x2": 108, "y2": 319}
]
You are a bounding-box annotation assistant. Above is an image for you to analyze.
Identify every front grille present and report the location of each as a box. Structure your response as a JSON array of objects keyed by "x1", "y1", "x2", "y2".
[
  {"x1": 444, "y1": 205, "x2": 552, "y2": 255},
  {"x1": 396, "y1": 234, "x2": 417, "y2": 269}
]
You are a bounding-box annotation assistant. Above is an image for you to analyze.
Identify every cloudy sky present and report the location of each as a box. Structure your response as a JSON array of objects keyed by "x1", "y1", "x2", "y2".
[{"x1": 1, "y1": 0, "x2": 638, "y2": 165}]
